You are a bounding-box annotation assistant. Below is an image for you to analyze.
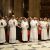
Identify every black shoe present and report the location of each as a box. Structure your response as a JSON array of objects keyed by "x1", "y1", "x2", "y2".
[{"x1": 0, "y1": 43, "x2": 4, "y2": 45}]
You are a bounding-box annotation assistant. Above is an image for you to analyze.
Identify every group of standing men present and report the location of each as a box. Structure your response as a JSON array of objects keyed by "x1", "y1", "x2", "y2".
[{"x1": 0, "y1": 15, "x2": 50, "y2": 44}]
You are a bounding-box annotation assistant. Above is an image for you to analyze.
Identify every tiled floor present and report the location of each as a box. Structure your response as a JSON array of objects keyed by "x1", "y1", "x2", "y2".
[{"x1": 0, "y1": 41, "x2": 50, "y2": 50}]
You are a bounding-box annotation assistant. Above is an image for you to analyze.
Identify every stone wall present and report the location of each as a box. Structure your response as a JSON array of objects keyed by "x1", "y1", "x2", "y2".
[
  {"x1": 1, "y1": 0, "x2": 40, "y2": 17},
  {"x1": 14, "y1": 0, "x2": 23, "y2": 17},
  {"x1": 29, "y1": 0, "x2": 40, "y2": 17}
]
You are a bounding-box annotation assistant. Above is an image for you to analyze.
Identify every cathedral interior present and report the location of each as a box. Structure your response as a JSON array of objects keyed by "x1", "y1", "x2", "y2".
[
  {"x1": 0, "y1": 0, "x2": 50, "y2": 18},
  {"x1": 0, "y1": 0, "x2": 50, "y2": 50}
]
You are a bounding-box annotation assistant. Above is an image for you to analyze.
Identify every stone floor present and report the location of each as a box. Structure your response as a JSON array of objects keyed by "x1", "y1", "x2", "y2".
[{"x1": 0, "y1": 41, "x2": 50, "y2": 50}]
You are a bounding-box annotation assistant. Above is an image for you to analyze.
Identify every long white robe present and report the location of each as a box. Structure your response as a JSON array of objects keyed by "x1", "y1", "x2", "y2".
[
  {"x1": 21, "y1": 21, "x2": 29, "y2": 41},
  {"x1": 48, "y1": 21, "x2": 50, "y2": 39},
  {"x1": 0, "y1": 19, "x2": 7, "y2": 43},
  {"x1": 40, "y1": 21, "x2": 48, "y2": 40},
  {"x1": 8, "y1": 19, "x2": 18, "y2": 43},
  {"x1": 29, "y1": 20, "x2": 38, "y2": 42}
]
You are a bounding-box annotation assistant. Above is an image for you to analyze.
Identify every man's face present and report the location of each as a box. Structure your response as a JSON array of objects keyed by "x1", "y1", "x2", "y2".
[
  {"x1": 12, "y1": 15, "x2": 15, "y2": 19},
  {"x1": 5, "y1": 16, "x2": 7, "y2": 18},
  {"x1": 24, "y1": 18, "x2": 27, "y2": 22},
  {"x1": 2, "y1": 17, "x2": 4, "y2": 19},
  {"x1": 29, "y1": 17, "x2": 32, "y2": 20},
  {"x1": 44, "y1": 17, "x2": 47, "y2": 21},
  {"x1": 33, "y1": 17, "x2": 37, "y2": 20},
  {"x1": 40, "y1": 18, "x2": 42, "y2": 21}
]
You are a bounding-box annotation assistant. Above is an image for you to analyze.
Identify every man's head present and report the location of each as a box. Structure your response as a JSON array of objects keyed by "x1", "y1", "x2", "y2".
[
  {"x1": 23, "y1": 17, "x2": 27, "y2": 22},
  {"x1": 2, "y1": 17, "x2": 5, "y2": 19},
  {"x1": 33, "y1": 17, "x2": 37, "y2": 20},
  {"x1": 29, "y1": 17, "x2": 32, "y2": 20},
  {"x1": 44, "y1": 17, "x2": 47, "y2": 21},
  {"x1": 5, "y1": 16, "x2": 7, "y2": 18},
  {"x1": 40, "y1": 18, "x2": 43, "y2": 21},
  {"x1": 12, "y1": 15, "x2": 15, "y2": 19}
]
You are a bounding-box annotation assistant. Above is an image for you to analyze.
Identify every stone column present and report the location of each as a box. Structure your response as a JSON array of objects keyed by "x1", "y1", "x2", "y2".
[
  {"x1": 0, "y1": 0, "x2": 2, "y2": 9},
  {"x1": 2, "y1": 0, "x2": 11, "y2": 16},
  {"x1": 14, "y1": 0, "x2": 23, "y2": 17},
  {"x1": 29, "y1": 0, "x2": 40, "y2": 17},
  {"x1": 0, "y1": 0, "x2": 3, "y2": 16}
]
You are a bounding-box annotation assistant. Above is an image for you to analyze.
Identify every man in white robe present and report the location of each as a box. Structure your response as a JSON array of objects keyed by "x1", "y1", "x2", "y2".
[
  {"x1": 29, "y1": 17, "x2": 38, "y2": 42},
  {"x1": 21, "y1": 18, "x2": 29, "y2": 42},
  {"x1": 38, "y1": 18, "x2": 43, "y2": 40},
  {"x1": 8, "y1": 15, "x2": 18, "y2": 43},
  {"x1": 40, "y1": 17, "x2": 48, "y2": 40},
  {"x1": 48, "y1": 18, "x2": 50, "y2": 39},
  {"x1": 0, "y1": 16, "x2": 7, "y2": 44}
]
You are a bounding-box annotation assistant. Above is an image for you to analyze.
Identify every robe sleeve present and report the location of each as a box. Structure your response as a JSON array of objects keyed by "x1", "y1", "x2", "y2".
[
  {"x1": 46, "y1": 22, "x2": 48, "y2": 27},
  {"x1": 36, "y1": 21, "x2": 39, "y2": 27},
  {"x1": 0, "y1": 20, "x2": 7, "y2": 27},
  {"x1": 26, "y1": 22, "x2": 29, "y2": 29},
  {"x1": 30, "y1": 21, "x2": 33, "y2": 27},
  {"x1": 30, "y1": 21, "x2": 35, "y2": 28},
  {"x1": 8, "y1": 20, "x2": 13, "y2": 27},
  {"x1": 3, "y1": 20, "x2": 7, "y2": 27},
  {"x1": 21, "y1": 22, "x2": 24, "y2": 28},
  {"x1": 39, "y1": 21, "x2": 42, "y2": 27},
  {"x1": 21, "y1": 21, "x2": 26, "y2": 29},
  {"x1": 14, "y1": 19, "x2": 18, "y2": 26}
]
